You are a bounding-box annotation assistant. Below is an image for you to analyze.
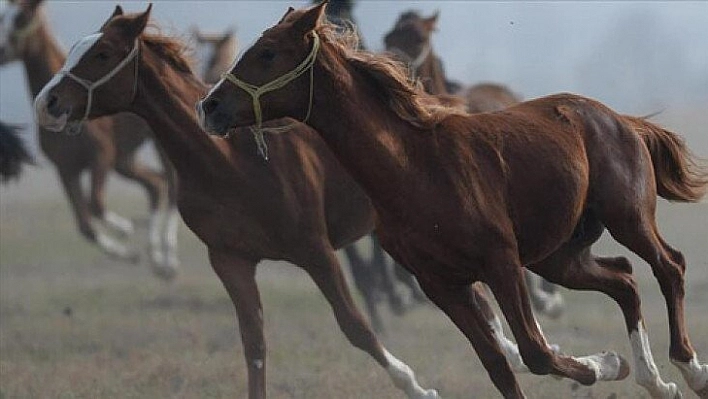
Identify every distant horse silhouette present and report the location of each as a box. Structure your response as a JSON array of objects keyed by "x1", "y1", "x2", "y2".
[
  {"x1": 192, "y1": 27, "x2": 238, "y2": 85},
  {"x1": 0, "y1": 0, "x2": 179, "y2": 278},
  {"x1": 0, "y1": 121, "x2": 32, "y2": 181},
  {"x1": 200, "y1": 3, "x2": 708, "y2": 398},
  {"x1": 30, "y1": 6, "x2": 524, "y2": 398},
  {"x1": 384, "y1": 10, "x2": 521, "y2": 113},
  {"x1": 384, "y1": 9, "x2": 564, "y2": 318}
]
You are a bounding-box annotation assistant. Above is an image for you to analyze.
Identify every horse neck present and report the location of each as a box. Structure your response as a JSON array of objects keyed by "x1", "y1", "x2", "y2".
[
  {"x1": 21, "y1": 18, "x2": 66, "y2": 98},
  {"x1": 417, "y1": 52, "x2": 448, "y2": 96},
  {"x1": 307, "y1": 59, "x2": 415, "y2": 206},
  {"x1": 131, "y1": 46, "x2": 224, "y2": 178}
]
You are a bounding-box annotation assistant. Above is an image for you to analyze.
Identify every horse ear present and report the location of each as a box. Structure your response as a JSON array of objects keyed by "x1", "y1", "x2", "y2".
[
  {"x1": 277, "y1": 7, "x2": 295, "y2": 24},
  {"x1": 121, "y1": 3, "x2": 151, "y2": 39},
  {"x1": 100, "y1": 5, "x2": 124, "y2": 31},
  {"x1": 423, "y1": 11, "x2": 439, "y2": 32},
  {"x1": 292, "y1": 1, "x2": 327, "y2": 36}
]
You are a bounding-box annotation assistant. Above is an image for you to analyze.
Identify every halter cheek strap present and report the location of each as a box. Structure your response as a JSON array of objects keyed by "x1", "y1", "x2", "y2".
[
  {"x1": 220, "y1": 31, "x2": 321, "y2": 160},
  {"x1": 59, "y1": 40, "x2": 140, "y2": 135}
]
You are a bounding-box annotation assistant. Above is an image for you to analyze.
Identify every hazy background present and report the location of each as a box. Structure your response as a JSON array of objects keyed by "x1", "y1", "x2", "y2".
[{"x1": 1, "y1": 1, "x2": 707, "y2": 150}]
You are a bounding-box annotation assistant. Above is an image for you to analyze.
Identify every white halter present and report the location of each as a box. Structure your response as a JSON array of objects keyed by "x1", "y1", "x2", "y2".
[{"x1": 59, "y1": 39, "x2": 140, "y2": 135}]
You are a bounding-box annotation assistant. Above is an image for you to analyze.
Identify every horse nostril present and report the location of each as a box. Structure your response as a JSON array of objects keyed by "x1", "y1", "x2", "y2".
[
  {"x1": 202, "y1": 97, "x2": 220, "y2": 115},
  {"x1": 47, "y1": 94, "x2": 58, "y2": 110}
]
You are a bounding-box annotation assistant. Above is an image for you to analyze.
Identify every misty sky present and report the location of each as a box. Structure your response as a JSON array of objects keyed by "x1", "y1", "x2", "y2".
[{"x1": 1, "y1": 1, "x2": 707, "y2": 128}]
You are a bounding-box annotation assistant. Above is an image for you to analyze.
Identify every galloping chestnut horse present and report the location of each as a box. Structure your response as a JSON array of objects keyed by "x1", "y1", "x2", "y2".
[
  {"x1": 0, "y1": 121, "x2": 33, "y2": 181},
  {"x1": 0, "y1": 0, "x2": 179, "y2": 277},
  {"x1": 384, "y1": 10, "x2": 521, "y2": 113},
  {"x1": 200, "y1": 3, "x2": 708, "y2": 398},
  {"x1": 384, "y1": 9, "x2": 564, "y2": 318},
  {"x1": 192, "y1": 25, "x2": 414, "y2": 333},
  {"x1": 32, "y1": 6, "x2": 474, "y2": 398}
]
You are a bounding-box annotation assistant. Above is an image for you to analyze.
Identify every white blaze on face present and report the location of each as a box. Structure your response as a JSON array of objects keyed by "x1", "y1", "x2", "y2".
[{"x1": 34, "y1": 33, "x2": 103, "y2": 131}]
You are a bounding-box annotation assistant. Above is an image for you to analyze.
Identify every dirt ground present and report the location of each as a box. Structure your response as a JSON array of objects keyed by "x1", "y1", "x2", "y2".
[{"x1": 1, "y1": 108, "x2": 706, "y2": 398}]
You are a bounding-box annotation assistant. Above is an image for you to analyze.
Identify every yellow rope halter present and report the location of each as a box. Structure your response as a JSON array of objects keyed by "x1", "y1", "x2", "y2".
[{"x1": 221, "y1": 31, "x2": 321, "y2": 160}]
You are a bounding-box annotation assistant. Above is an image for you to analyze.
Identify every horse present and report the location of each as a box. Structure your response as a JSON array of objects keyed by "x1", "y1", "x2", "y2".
[
  {"x1": 384, "y1": 10, "x2": 521, "y2": 113},
  {"x1": 0, "y1": 121, "x2": 33, "y2": 181},
  {"x1": 384, "y1": 9, "x2": 565, "y2": 318},
  {"x1": 0, "y1": 0, "x2": 179, "y2": 278},
  {"x1": 199, "y1": 3, "x2": 708, "y2": 398},
  {"x1": 30, "y1": 6, "x2": 517, "y2": 398},
  {"x1": 191, "y1": 25, "x2": 419, "y2": 333},
  {"x1": 192, "y1": 27, "x2": 237, "y2": 85}
]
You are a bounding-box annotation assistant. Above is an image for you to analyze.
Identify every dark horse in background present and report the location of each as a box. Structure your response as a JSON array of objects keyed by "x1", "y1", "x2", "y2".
[
  {"x1": 0, "y1": 0, "x2": 179, "y2": 279},
  {"x1": 0, "y1": 121, "x2": 33, "y2": 181},
  {"x1": 200, "y1": 3, "x2": 708, "y2": 398},
  {"x1": 384, "y1": 9, "x2": 565, "y2": 318}
]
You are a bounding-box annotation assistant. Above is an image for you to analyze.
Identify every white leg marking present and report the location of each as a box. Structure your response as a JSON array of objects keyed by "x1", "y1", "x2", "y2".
[
  {"x1": 148, "y1": 209, "x2": 165, "y2": 265},
  {"x1": 630, "y1": 322, "x2": 680, "y2": 398},
  {"x1": 95, "y1": 231, "x2": 138, "y2": 263},
  {"x1": 671, "y1": 354, "x2": 708, "y2": 394},
  {"x1": 163, "y1": 207, "x2": 180, "y2": 267},
  {"x1": 383, "y1": 348, "x2": 439, "y2": 399},
  {"x1": 103, "y1": 211, "x2": 134, "y2": 236},
  {"x1": 573, "y1": 351, "x2": 625, "y2": 381},
  {"x1": 489, "y1": 313, "x2": 528, "y2": 373}
]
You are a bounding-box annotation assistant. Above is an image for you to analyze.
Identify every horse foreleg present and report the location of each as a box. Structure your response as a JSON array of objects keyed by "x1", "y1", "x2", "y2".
[
  {"x1": 302, "y1": 244, "x2": 437, "y2": 399},
  {"x1": 418, "y1": 277, "x2": 526, "y2": 398},
  {"x1": 342, "y1": 243, "x2": 385, "y2": 333},
  {"x1": 209, "y1": 251, "x2": 265, "y2": 399},
  {"x1": 59, "y1": 168, "x2": 137, "y2": 262},
  {"x1": 91, "y1": 158, "x2": 134, "y2": 237},
  {"x1": 524, "y1": 270, "x2": 564, "y2": 319}
]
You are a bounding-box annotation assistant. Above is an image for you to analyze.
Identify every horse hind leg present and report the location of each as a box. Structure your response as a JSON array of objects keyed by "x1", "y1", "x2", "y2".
[
  {"x1": 485, "y1": 247, "x2": 629, "y2": 387},
  {"x1": 302, "y1": 244, "x2": 438, "y2": 399},
  {"x1": 533, "y1": 242, "x2": 681, "y2": 398},
  {"x1": 524, "y1": 270, "x2": 564, "y2": 319},
  {"x1": 605, "y1": 214, "x2": 707, "y2": 397}
]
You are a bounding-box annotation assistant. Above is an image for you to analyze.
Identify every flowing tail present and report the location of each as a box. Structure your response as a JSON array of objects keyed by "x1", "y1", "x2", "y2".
[{"x1": 623, "y1": 115, "x2": 708, "y2": 202}]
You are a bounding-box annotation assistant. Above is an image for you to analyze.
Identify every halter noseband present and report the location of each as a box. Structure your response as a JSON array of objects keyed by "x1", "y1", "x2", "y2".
[
  {"x1": 59, "y1": 40, "x2": 140, "y2": 135},
  {"x1": 220, "y1": 31, "x2": 321, "y2": 160}
]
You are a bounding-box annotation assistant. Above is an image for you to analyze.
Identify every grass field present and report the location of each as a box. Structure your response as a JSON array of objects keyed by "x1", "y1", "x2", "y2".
[{"x1": 1, "y1": 109, "x2": 706, "y2": 398}]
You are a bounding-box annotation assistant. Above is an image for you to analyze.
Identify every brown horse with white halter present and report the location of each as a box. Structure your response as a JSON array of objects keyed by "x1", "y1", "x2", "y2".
[
  {"x1": 29, "y1": 5, "x2": 498, "y2": 398},
  {"x1": 199, "y1": 3, "x2": 708, "y2": 398},
  {"x1": 192, "y1": 25, "x2": 417, "y2": 332},
  {"x1": 384, "y1": 10, "x2": 521, "y2": 113},
  {"x1": 384, "y1": 9, "x2": 564, "y2": 318},
  {"x1": 0, "y1": 0, "x2": 179, "y2": 278}
]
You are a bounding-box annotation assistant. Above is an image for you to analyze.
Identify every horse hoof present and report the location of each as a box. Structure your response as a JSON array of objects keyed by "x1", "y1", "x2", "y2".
[
  {"x1": 152, "y1": 264, "x2": 178, "y2": 281},
  {"x1": 418, "y1": 388, "x2": 439, "y2": 399}
]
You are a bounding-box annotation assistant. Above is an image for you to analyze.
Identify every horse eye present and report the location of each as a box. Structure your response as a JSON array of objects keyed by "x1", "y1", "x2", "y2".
[{"x1": 95, "y1": 52, "x2": 109, "y2": 61}]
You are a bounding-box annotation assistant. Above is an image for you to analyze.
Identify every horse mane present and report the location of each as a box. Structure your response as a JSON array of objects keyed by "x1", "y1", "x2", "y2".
[
  {"x1": 316, "y1": 22, "x2": 461, "y2": 129},
  {"x1": 140, "y1": 25, "x2": 195, "y2": 75}
]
